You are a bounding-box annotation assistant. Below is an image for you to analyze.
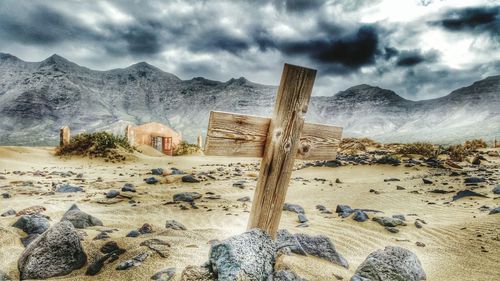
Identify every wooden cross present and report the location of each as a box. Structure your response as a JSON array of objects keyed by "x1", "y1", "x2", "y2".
[{"x1": 204, "y1": 63, "x2": 343, "y2": 238}]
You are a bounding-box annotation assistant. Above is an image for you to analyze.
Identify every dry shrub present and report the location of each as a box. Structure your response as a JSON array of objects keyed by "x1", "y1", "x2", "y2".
[
  {"x1": 397, "y1": 142, "x2": 436, "y2": 157},
  {"x1": 340, "y1": 137, "x2": 381, "y2": 153},
  {"x1": 447, "y1": 144, "x2": 468, "y2": 162},
  {"x1": 463, "y1": 139, "x2": 487, "y2": 151},
  {"x1": 173, "y1": 141, "x2": 202, "y2": 156},
  {"x1": 56, "y1": 132, "x2": 133, "y2": 161}
]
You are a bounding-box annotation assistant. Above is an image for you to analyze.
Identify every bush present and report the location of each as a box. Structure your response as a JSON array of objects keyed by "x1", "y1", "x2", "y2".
[
  {"x1": 397, "y1": 142, "x2": 436, "y2": 157},
  {"x1": 463, "y1": 139, "x2": 487, "y2": 151},
  {"x1": 447, "y1": 144, "x2": 468, "y2": 162},
  {"x1": 173, "y1": 141, "x2": 202, "y2": 156},
  {"x1": 56, "y1": 132, "x2": 133, "y2": 161}
]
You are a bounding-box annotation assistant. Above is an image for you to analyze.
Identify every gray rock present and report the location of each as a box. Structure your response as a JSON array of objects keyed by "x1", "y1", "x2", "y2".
[
  {"x1": 180, "y1": 265, "x2": 215, "y2": 281},
  {"x1": 55, "y1": 183, "x2": 84, "y2": 193},
  {"x1": 140, "y1": 239, "x2": 170, "y2": 258},
  {"x1": 126, "y1": 230, "x2": 141, "y2": 237},
  {"x1": 452, "y1": 190, "x2": 488, "y2": 201},
  {"x1": 294, "y1": 233, "x2": 349, "y2": 268},
  {"x1": 138, "y1": 223, "x2": 154, "y2": 234},
  {"x1": 489, "y1": 207, "x2": 500, "y2": 215},
  {"x1": 144, "y1": 177, "x2": 158, "y2": 184},
  {"x1": 18, "y1": 221, "x2": 87, "y2": 280},
  {"x1": 353, "y1": 210, "x2": 369, "y2": 222},
  {"x1": 209, "y1": 229, "x2": 276, "y2": 281},
  {"x1": 392, "y1": 214, "x2": 406, "y2": 221},
  {"x1": 13, "y1": 214, "x2": 50, "y2": 234},
  {"x1": 0, "y1": 271, "x2": 12, "y2": 281},
  {"x1": 298, "y1": 213, "x2": 308, "y2": 223},
  {"x1": 493, "y1": 185, "x2": 500, "y2": 195},
  {"x1": 283, "y1": 203, "x2": 305, "y2": 214},
  {"x1": 106, "y1": 190, "x2": 120, "y2": 198},
  {"x1": 385, "y1": 226, "x2": 400, "y2": 233},
  {"x1": 1, "y1": 208, "x2": 16, "y2": 217},
  {"x1": 276, "y1": 229, "x2": 307, "y2": 256},
  {"x1": 61, "y1": 204, "x2": 103, "y2": 229},
  {"x1": 464, "y1": 177, "x2": 485, "y2": 184},
  {"x1": 173, "y1": 192, "x2": 202, "y2": 202},
  {"x1": 422, "y1": 178, "x2": 433, "y2": 184},
  {"x1": 232, "y1": 180, "x2": 247, "y2": 188},
  {"x1": 165, "y1": 220, "x2": 187, "y2": 230},
  {"x1": 116, "y1": 252, "x2": 149, "y2": 270},
  {"x1": 1, "y1": 193, "x2": 11, "y2": 198},
  {"x1": 122, "y1": 183, "x2": 136, "y2": 192},
  {"x1": 352, "y1": 246, "x2": 426, "y2": 281},
  {"x1": 182, "y1": 175, "x2": 200, "y2": 183},
  {"x1": 237, "y1": 196, "x2": 251, "y2": 202},
  {"x1": 271, "y1": 269, "x2": 307, "y2": 281},
  {"x1": 336, "y1": 204, "x2": 354, "y2": 218},
  {"x1": 372, "y1": 217, "x2": 406, "y2": 227},
  {"x1": 152, "y1": 168, "x2": 164, "y2": 175},
  {"x1": 20, "y1": 234, "x2": 40, "y2": 247},
  {"x1": 151, "y1": 267, "x2": 176, "y2": 281}
]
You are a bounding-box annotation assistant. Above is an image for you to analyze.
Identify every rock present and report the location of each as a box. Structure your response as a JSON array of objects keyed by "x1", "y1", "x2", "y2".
[
  {"x1": 173, "y1": 192, "x2": 202, "y2": 202},
  {"x1": 471, "y1": 156, "x2": 481, "y2": 165},
  {"x1": 422, "y1": 178, "x2": 433, "y2": 184},
  {"x1": 376, "y1": 156, "x2": 401, "y2": 166},
  {"x1": 283, "y1": 203, "x2": 305, "y2": 214},
  {"x1": 180, "y1": 265, "x2": 215, "y2": 281},
  {"x1": 106, "y1": 190, "x2": 120, "y2": 198},
  {"x1": 122, "y1": 183, "x2": 136, "y2": 192},
  {"x1": 165, "y1": 220, "x2": 187, "y2": 230},
  {"x1": 16, "y1": 205, "x2": 46, "y2": 216},
  {"x1": 209, "y1": 229, "x2": 276, "y2": 280},
  {"x1": 392, "y1": 214, "x2": 406, "y2": 221},
  {"x1": 170, "y1": 168, "x2": 185, "y2": 175},
  {"x1": 152, "y1": 267, "x2": 176, "y2": 281},
  {"x1": 272, "y1": 269, "x2": 307, "y2": 281},
  {"x1": 94, "y1": 232, "x2": 110, "y2": 240},
  {"x1": 86, "y1": 242, "x2": 126, "y2": 275},
  {"x1": 352, "y1": 246, "x2": 426, "y2": 281},
  {"x1": 232, "y1": 180, "x2": 247, "y2": 188},
  {"x1": 116, "y1": 252, "x2": 149, "y2": 270},
  {"x1": 396, "y1": 186, "x2": 406, "y2": 190},
  {"x1": 384, "y1": 178, "x2": 400, "y2": 182},
  {"x1": 294, "y1": 233, "x2": 349, "y2": 268},
  {"x1": 182, "y1": 175, "x2": 200, "y2": 183},
  {"x1": 489, "y1": 207, "x2": 500, "y2": 215},
  {"x1": 464, "y1": 177, "x2": 485, "y2": 184},
  {"x1": 138, "y1": 223, "x2": 154, "y2": 234},
  {"x1": 1, "y1": 193, "x2": 11, "y2": 198},
  {"x1": 414, "y1": 221, "x2": 423, "y2": 229},
  {"x1": 492, "y1": 185, "x2": 500, "y2": 195},
  {"x1": 237, "y1": 196, "x2": 251, "y2": 202},
  {"x1": 452, "y1": 190, "x2": 488, "y2": 201},
  {"x1": 126, "y1": 230, "x2": 141, "y2": 237},
  {"x1": 1, "y1": 208, "x2": 16, "y2": 217},
  {"x1": 353, "y1": 210, "x2": 369, "y2": 222},
  {"x1": 416, "y1": 241, "x2": 426, "y2": 247},
  {"x1": 56, "y1": 183, "x2": 84, "y2": 193},
  {"x1": 276, "y1": 229, "x2": 307, "y2": 256},
  {"x1": 86, "y1": 254, "x2": 111, "y2": 276},
  {"x1": 385, "y1": 227, "x2": 399, "y2": 233},
  {"x1": 21, "y1": 234, "x2": 40, "y2": 247},
  {"x1": 13, "y1": 214, "x2": 50, "y2": 234},
  {"x1": 140, "y1": 239, "x2": 171, "y2": 258},
  {"x1": 373, "y1": 217, "x2": 406, "y2": 227},
  {"x1": 61, "y1": 204, "x2": 103, "y2": 229},
  {"x1": 144, "y1": 177, "x2": 158, "y2": 184},
  {"x1": 298, "y1": 213, "x2": 308, "y2": 223},
  {"x1": 18, "y1": 221, "x2": 87, "y2": 280},
  {"x1": 152, "y1": 168, "x2": 164, "y2": 175},
  {"x1": 100, "y1": 241, "x2": 123, "y2": 254},
  {"x1": 336, "y1": 204, "x2": 354, "y2": 218},
  {"x1": 0, "y1": 271, "x2": 12, "y2": 281}
]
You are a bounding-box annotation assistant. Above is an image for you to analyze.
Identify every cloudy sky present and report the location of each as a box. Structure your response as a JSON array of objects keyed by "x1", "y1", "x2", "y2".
[{"x1": 0, "y1": 0, "x2": 498, "y2": 99}]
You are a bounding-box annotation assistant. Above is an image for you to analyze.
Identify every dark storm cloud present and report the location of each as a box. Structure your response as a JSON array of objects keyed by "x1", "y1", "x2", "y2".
[
  {"x1": 277, "y1": 25, "x2": 381, "y2": 73},
  {"x1": 102, "y1": 21, "x2": 164, "y2": 56},
  {"x1": 273, "y1": 0, "x2": 325, "y2": 12},
  {"x1": 396, "y1": 50, "x2": 439, "y2": 67},
  {"x1": 432, "y1": 6, "x2": 500, "y2": 35},
  {"x1": 0, "y1": 3, "x2": 96, "y2": 44},
  {"x1": 188, "y1": 29, "x2": 250, "y2": 54}
]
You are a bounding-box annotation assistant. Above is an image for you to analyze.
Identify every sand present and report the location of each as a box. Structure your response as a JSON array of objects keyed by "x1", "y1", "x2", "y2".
[{"x1": 0, "y1": 146, "x2": 499, "y2": 280}]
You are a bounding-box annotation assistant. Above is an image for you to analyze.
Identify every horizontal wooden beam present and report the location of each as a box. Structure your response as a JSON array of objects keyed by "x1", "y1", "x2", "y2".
[{"x1": 204, "y1": 111, "x2": 342, "y2": 160}]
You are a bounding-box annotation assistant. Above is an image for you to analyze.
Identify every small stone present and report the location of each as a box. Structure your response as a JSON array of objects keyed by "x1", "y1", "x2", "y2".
[
  {"x1": 464, "y1": 177, "x2": 485, "y2": 184},
  {"x1": 1, "y1": 208, "x2": 16, "y2": 217},
  {"x1": 422, "y1": 178, "x2": 433, "y2": 184},
  {"x1": 106, "y1": 190, "x2": 120, "y2": 198},
  {"x1": 336, "y1": 205, "x2": 354, "y2": 218},
  {"x1": 392, "y1": 214, "x2": 406, "y2": 221},
  {"x1": 126, "y1": 230, "x2": 140, "y2": 237},
  {"x1": 151, "y1": 168, "x2": 164, "y2": 175},
  {"x1": 415, "y1": 221, "x2": 423, "y2": 229},
  {"x1": 122, "y1": 183, "x2": 136, "y2": 192},
  {"x1": 298, "y1": 213, "x2": 308, "y2": 223},
  {"x1": 94, "y1": 232, "x2": 110, "y2": 240},
  {"x1": 385, "y1": 226, "x2": 399, "y2": 233},
  {"x1": 13, "y1": 214, "x2": 50, "y2": 234},
  {"x1": 452, "y1": 190, "x2": 488, "y2": 201},
  {"x1": 116, "y1": 252, "x2": 149, "y2": 270},
  {"x1": 140, "y1": 239, "x2": 170, "y2": 258},
  {"x1": 138, "y1": 223, "x2": 153, "y2": 234},
  {"x1": 182, "y1": 175, "x2": 200, "y2": 183},
  {"x1": 56, "y1": 183, "x2": 84, "y2": 193},
  {"x1": 489, "y1": 207, "x2": 500, "y2": 215},
  {"x1": 165, "y1": 220, "x2": 187, "y2": 230},
  {"x1": 353, "y1": 210, "x2": 369, "y2": 222},
  {"x1": 144, "y1": 177, "x2": 159, "y2": 184},
  {"x1": 180, "y1": 265, "x2": 214, "y2": 281},
  {"x1": 237, "y1": 196, "x2": 251, "y2": 202},
  {"x1": 173, "y1": 192, "x2": 202, "y2": 202},
  {"x1": 232, "y1": 180, "x2": 247, "y2": 188},
  {"x1": 283, "y1": 203, "x2": 305, "y2": 214},
  {"x1": 373, "y1": 217, "x2": 406, "y2": 227},
  {"x1": 1, "y1": 193, "x2": 11, "y2": 199},
  {"x1": 151, "y1": 267, "x2": 176, "y2": 281},
  {"x1": 396, "y1": 186, "x2": 406, "y2": 190},
  {"x1": 416, "y1": 241, "x2": 426, "y2": 247}
]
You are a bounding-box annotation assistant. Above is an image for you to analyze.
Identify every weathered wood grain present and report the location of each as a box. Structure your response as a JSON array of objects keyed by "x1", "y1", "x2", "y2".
[
  {"x1": 204, "y1": 111, "x2": 342, "y2": 160},
  {"x1": 247, "y1": 63, "x2": 316, "y2": 238}
]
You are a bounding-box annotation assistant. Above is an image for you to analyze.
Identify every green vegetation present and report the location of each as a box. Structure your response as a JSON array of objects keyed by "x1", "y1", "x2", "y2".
[
  {"x1": 173, "y1": 141, "x2": 202, "y2": 156},
  {"x1": 56, "y1": 132, "x2": 133, "y2": 161}
]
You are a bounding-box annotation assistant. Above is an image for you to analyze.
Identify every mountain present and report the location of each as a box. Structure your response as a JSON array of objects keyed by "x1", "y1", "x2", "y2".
[{"x1": 0, "y1": 53, "x2": 498, "y2": 146}]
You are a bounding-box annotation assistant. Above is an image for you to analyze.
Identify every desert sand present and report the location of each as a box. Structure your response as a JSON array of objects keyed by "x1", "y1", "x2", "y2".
[{"x1": 0, "y1": 146, "x2": 499, "y2": 280}]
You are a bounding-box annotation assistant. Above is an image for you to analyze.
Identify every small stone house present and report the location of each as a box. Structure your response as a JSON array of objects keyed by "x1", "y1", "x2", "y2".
[{"x1": 125, "y1": 122, "x2": 182, "y2": 155}]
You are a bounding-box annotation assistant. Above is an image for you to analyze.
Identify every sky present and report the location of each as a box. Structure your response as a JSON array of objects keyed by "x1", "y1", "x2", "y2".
[{"x1": 0, "y1": 0, "x2": 498, "y2": 100}]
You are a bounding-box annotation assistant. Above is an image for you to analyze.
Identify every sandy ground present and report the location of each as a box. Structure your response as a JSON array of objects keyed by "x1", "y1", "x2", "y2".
[{"x1": 0, "y1": 146, "x2": 499, "y2": 281}]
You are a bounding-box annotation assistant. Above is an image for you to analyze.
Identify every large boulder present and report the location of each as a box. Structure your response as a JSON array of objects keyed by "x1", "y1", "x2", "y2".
[
  {"x1": 18, "y1": 221, "x2": 87, "y2": 280},
  {"x1": 209, "y1": 229, "x2": 276, "y2": 281},
  {"x1": 12, "y1": 214, "x2": 50, "y2": 235},
  {"x1": 351, "y1": 246, "x2": 426, "y2": 281},
  {"x1": 61, "y1": 204, "x2": 103, "y2": 229}
]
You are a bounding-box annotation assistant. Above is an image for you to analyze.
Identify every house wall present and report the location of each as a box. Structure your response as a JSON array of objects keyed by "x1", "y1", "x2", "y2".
[{"x1": 130, "y1": 122, "x2": 182, "y2": 149}]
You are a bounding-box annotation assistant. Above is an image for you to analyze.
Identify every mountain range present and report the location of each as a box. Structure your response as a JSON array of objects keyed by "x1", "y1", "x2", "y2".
[{"x1": 0, "y1": 53, "x2": 499, "y2": 146}]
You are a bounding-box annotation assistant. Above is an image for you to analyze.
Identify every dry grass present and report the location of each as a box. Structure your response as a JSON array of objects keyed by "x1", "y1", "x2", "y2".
[
  {"x1": 463, "y1": 139, "x2": 487, "y2": 151},
  {"x1": 340, "y1": 137, "x2": 381, "y2": 154},
  {"x1": 173, "y1": 141, "x2": 202, "y2": 156},
  {"x1": 396, "y1": 142, "x2": 437, "y2": 157},
  {"x1": 56, "y1": 132, "x2": 133, "y2": 161}
]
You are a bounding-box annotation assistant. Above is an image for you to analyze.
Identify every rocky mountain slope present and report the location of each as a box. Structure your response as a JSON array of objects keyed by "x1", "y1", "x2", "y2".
[{"x1": 0, "y1": 53, "x2": 498, "y2": 145}]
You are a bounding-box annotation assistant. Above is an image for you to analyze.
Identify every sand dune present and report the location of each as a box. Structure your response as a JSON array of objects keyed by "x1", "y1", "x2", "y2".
[{"x1": 0, "y1": 146, "x2": 499, "y2": 280}]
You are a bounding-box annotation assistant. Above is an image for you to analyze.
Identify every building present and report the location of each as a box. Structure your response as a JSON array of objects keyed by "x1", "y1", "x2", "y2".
[{"x1": 125, "y1": 122, "x2": 182, "y2": 155}]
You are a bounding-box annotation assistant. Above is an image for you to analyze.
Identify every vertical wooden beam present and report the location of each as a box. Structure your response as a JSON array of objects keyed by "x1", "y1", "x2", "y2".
[
  {"x1": 247, "y1": 63, "x2": 316, "y2": 238},
  {"x1": 197, "y1": 133, "x2": 203, "y2": 149},
  {"x1": 59, "y1": 126, "x2": 70, "y2": 146}
]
